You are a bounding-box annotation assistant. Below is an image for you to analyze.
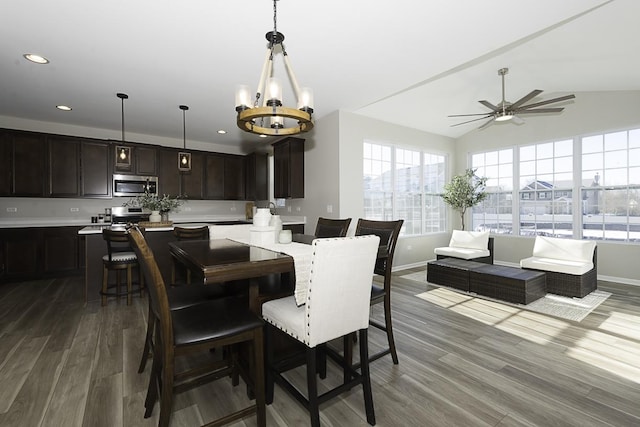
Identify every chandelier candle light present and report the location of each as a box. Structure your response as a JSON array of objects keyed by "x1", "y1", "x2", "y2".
[{"x1": 235, "y1": 0, "x2": 314, "y2": 136}]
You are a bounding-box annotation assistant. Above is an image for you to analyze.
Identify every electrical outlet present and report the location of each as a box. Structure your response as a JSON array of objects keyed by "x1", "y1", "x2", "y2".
[
  {"x1": 296, "y1": 207, "x2": 301, "y2": 212},
  {"x1": 70, "y1": 207, "x2": 79, "y2": 212},
  {"x1": 230, "y1": 206, "x2": 236, "y2": 211},
  {"x1": 327, "y1": 204, "x2": 333, "y2": 213},
  {"x1": 407, "y1": 245, "x2": 413, "y2": 250},
  {"x1": 184, "y1": 206, "x2": 192, "y2": 211},
  {"x1": 287, "y1": 206, "x2": 292, "y2": 212},
  {"x1": 6, "y1": 207, "x2": 17, "y2": 212}
]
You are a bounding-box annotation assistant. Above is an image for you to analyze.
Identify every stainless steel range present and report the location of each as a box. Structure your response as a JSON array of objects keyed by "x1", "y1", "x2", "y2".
[{"x1": 110, "y1": 206, "x2": 151, "y2": 225}]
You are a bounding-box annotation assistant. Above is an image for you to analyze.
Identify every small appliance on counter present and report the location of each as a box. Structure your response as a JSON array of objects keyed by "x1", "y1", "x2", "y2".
[{"x1": 110, "y1": 206, "x2": 150, "y2": 225}]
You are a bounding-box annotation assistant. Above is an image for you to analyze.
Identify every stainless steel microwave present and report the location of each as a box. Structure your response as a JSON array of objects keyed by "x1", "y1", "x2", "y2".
[{"x1": 113, "y1": 174, "x2": 158, "y2": 197}]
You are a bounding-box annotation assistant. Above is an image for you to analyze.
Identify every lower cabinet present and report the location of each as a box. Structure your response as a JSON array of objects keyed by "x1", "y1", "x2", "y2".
[{"x1": 0, "y1": 227, "x2": 83, "y2": 283}]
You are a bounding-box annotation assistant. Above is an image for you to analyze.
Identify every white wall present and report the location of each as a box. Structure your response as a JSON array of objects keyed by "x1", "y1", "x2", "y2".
[{"x1": 456, "y1": 90, "x2": 640, "y2": 283}]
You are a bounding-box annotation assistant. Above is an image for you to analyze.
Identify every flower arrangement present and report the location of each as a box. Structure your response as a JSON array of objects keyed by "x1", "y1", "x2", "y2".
[{"x1": 123, "y1": 191, "x2": 184, "y2": 213}]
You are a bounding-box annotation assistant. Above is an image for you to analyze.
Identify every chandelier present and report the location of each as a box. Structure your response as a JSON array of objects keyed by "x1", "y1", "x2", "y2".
[{"x1": 235, "y1": 0, "x2": 314, "y2": 136}]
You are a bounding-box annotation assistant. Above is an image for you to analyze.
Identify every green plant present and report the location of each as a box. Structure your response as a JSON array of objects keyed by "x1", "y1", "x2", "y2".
[
  {"x1": 441, "y1": 168, "x2": 488, "y2": 230},
  {"x1": 123, "y1": 191, "x2": 184, "y2": 213}
]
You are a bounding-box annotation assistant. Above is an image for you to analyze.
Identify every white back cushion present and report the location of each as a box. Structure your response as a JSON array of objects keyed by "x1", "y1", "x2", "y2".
[
  {"x1": 449, "y1": 230, "x2": 489, "y2": 251},
  {"x1": 532, "y1": 236, "x2": 596, "y2": 263}
]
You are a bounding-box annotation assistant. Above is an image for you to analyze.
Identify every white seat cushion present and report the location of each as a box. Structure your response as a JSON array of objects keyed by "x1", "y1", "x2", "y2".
[
  {"x1": 261, "y1": 295, "x2": 306, "y2": 342},
  {"x1": 434, "y1": 246, "x2": 490, "y2": 260},
  {"x1": 520, "y1": 256, "x2": 593, "y2": 275},
  {"x1": 103, "y1": 252, "x2": 137, "y2": 262}
]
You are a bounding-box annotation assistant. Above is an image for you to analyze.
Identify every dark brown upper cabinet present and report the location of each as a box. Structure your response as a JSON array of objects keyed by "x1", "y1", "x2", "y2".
[
  {"x1": 12, "y1": 131, "x2": 47, "y2": 197},
  {"x1": 204, "y1": 153, "x2": 225, "y2": 199},
  {"x1": 81, "y1": 141, "x2": 111, "y2": 198},
  {"x1": 158, "y1": 148, "x2": 182, "y2": 197},
  {"x1": 48, "y1": 136, "x2": 81, "y2": 197},
  {"x1": 204, "y1": 153, "x2": 245, "y2": 200},
  {"x1": 224, "y1": 155, "x2": 245, "y2": 200},
  {"x1": 0, "y1": 131, "x2": 12, "y2": 196},
  {"x1": 245, "y1": 152, "x2": 268, "y2": 202},
  {"x1": 181, "y1": 152, "x2": 204, "y2": 199},
  {"x1": 113, "y1": 143, "x2": 157, "y2": 176},
  {"x1": 273, "y1": 137, "x2": 304, "y2": 199}
]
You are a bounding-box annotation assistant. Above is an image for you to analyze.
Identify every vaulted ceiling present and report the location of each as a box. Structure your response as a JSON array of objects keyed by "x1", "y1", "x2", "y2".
[{"x1": 1, "y1": 0, "x2": 638, "y2": 151}]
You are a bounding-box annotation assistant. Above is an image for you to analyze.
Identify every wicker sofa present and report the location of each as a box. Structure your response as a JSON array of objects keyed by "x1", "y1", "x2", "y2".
[
  {"x1": 434, "y1": 230, "x2": 494, "y2": 264},
  {"x1": 520, "y1": 236, "x2": 597, "y2": 298}
]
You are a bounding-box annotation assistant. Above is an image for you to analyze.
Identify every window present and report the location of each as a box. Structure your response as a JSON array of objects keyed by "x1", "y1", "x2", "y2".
[
  {"x1": 471, "y1": 149, "x2": 513, "y2": 233},
  {"x1": 363, "y1": 141, "x2": 446, "y2": 235},
  {"x1": 581, "y1": 129, "x2": 640, "y2": 241},
  {"x1": 469, "y1": 126, "x2": 640, "y2": 243}
]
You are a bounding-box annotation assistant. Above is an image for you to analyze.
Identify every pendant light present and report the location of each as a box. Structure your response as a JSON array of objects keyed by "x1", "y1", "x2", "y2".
[
  {"x1": 115, "y1": 93, "x2": 131, "y2": 168},
  {"x1": 235, "y1": 0, "x2": 314, "y2": 136},
  {"x1": 178, "y1": 105, "x2": 191, "y2": 171}
]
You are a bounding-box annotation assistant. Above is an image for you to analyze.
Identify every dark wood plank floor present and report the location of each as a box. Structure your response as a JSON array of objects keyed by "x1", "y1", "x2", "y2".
[{"x1": 0, "y1": 270, "x2": 639, "y2": 426}]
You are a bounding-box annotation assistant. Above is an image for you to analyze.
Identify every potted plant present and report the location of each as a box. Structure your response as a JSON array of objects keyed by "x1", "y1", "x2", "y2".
[
  {"x1": 441, "y1": 168, "x2": 488, "y2": 230},
  {"x1": 123, "y1": 191, "x2": 184, "y2": 222}
]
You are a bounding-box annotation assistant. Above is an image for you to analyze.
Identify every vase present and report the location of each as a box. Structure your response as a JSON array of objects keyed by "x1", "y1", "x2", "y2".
[
  {"x1": 270, "y1": 215, "x2": 283, "y2": 243},
  {"x1": 161, "y1": 211, "x2": 169, "y2": 222},
  {"x1": 253, "y1": 208, "x2": 272, "y2": 227},
  {"x1": 149, "y1": 210, "x2": 161, "y2": 223}
]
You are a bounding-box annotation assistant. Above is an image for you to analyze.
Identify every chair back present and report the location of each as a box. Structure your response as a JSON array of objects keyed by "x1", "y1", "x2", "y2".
[
  {"x1": 314, "y1": 217, "x2": 352, "y2": 238},
  {"x1": 103, "y1": 228, "x2": 137, "y2": 262},
  {"x1": 355, "y1": 219, "x2": 403, "y2": 278},
  {"x1": 173, "y1": 225, "x2": 209, "y2": 241},
  {"x1": 304, "y1": 235, "x2": 380, "y2": 347},
  {"x1": 128, "y1": 227, "x2": 173, "y2": 351}
]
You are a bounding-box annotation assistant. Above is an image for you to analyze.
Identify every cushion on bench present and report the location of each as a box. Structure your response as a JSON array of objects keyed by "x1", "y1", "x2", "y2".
[
  {"x1": 434, "y1": 230, "x2": 490, "y2": 260},
  {"x1": 519, "y1": 236, "x2": 596, "y2": 276}
]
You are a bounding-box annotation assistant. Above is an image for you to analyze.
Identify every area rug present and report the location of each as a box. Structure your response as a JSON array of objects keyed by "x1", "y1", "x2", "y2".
[{"x1": 401, "y1": 271, "x2": 611, "y2": 322}]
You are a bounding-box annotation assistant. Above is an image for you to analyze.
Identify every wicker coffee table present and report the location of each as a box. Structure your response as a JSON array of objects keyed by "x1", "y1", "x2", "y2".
[
  {"x1": 469, "y1": 264, "x2": 546, "y2": 305},
  {"x1": 427, "y1": 258, "x2": 487, "y2": 292}
]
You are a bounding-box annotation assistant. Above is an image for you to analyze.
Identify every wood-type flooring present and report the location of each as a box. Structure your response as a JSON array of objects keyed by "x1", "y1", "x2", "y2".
[{"x1": 0, "y1": 269, "x2": 639, "y2": 426}]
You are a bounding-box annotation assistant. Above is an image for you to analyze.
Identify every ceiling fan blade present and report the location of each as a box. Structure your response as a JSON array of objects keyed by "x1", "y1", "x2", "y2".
[
  {"x1": 512, "y1": 115, "x2": 525, "y2": 125},
  {"x1": 516, "y1": 107, "x2": 564, "y2": 114},
  {"x1": 510, "y1": 89, "x2": 543, "y2": 109},
  {"x1": 516, "y1": 94, "x2": 576, "y2": 110},
  {"x1": 478, "y1": 117, "x2": 495, "y2": 130},
  {"x1": 448, "y1": 113, "x2": 494, "y2": 117},
  {"x1": 451, "y1": 115, "x2": 493, "y2": 127},
  {"x1": 479, "y1": 100, "x2": 500, "y2": 111}
]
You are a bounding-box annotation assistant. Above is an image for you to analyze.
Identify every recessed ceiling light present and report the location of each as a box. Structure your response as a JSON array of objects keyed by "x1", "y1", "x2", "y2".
[
  {"x1": 56, "y1": 105, "x2": 72, "y2": 111},
  {"x1": 23, "y1": 53, "x2": 49, "y2": 64},
  {"x1": 217, "y1": 130, "x2": 227, "y2": 134},
  {"x1": 259, "y1": 134, "x2": 267, "y2": 138}
]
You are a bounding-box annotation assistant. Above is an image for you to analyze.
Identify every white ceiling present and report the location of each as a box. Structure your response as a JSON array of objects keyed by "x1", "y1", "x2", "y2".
[{"x1": 1, "y1": 0, "x2": 638, "y2": 150}]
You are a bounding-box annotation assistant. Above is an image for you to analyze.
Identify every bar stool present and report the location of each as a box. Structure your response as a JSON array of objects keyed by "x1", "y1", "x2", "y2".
[
  {"x1": 101, "y1": 228, "x2": 144, "y2": 306},
  {"x1": 171, "y1": 225, "x2": 209, "y2": 284}
]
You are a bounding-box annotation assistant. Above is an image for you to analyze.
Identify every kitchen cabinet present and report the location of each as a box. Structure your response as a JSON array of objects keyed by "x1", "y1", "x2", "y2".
[
  {"x1": 204, "y1": 153, "x2": 225, "y2": 199},
  {"x1": 0, "y1": 131, "x2": 11, "y2": 196},
  {"x1": 114, "y1": 143, "x2": 157, "y2": 176},
  {"x1": 224, "y1": 155, "x2": 245, "y2": 200},
  {"x1": 81, "y1": 141, "x2": 111, "y2": 198},
  {"x1": 204, "y1": 153, "x2": 245, "y2": 200},
  {"x1": 181, "y1": 152, "x2": 204, "y2": 199},
  {"x1": 245, "y1": 152, "x2": 268, "y2": 202},
  {"x1": 49, "y1": 136, "x2": 81, "y2": 197},
  {"x1": 273, "y1": 137, "x2": 304, "y2": 199},
  {"x1": 158, "y1": 148, "x2": 182, "y2": 197},
  {"x1": 0, "y1": 227, "x2": 83, "y2": 283},
  {"x1": 12, "y1": 131, "x2": 47, "y2": 197}
]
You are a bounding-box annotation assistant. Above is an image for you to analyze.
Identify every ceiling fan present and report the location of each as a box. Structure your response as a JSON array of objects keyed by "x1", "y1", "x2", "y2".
[{"x1": 449, "y1": 67, "x2": 575, "y2": 129}]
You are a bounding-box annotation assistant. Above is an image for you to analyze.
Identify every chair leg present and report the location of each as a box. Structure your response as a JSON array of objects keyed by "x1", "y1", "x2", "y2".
[
  {"x1": 116, "y1": 270, "x2": 122, "y2": 304},
  {"x1": 138, "y1": 303, "x2": 155, "y2": 373},
  {"x1": 359, "y1": 329, "x2": 376, "y2": 426},
  {"x1": 127, "y1": 265, "x2": 133, "y2": 305},
  {"x1": 101, "y1": 266, "x2": 108, "y2": 306},
  {"x1": 158, "y1": 362, "x2": 175, "y2": 427},
  {"x1": 306, "y1": 347, "x2": 320, "y2": 427},
  {"x1": 139, "y1": 266, "x2": 145, "y2": 298},
  {"x1": 317, "y1": 343, "x2": 327, "y2": 379},
  {"x1": 144, "y1": 343, "x2": 161, "y2": 418},
  {"x1": 383, "y1": 296, "x2": 399, "y2": 364},
  {"x1": 265, "y1": 324, "x2": 275, "y2": 405},
  {"x1": 253, "y1": 327, "x2": 266, "y2": 427}
]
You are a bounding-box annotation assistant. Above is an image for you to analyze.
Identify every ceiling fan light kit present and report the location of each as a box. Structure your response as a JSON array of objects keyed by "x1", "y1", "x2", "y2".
[
  {"x1": 235, "y1": 0, "x2": 314, "y2": 137},
  {"x1": 449, "y1": 67, "x2": 575, "y2": 130}
]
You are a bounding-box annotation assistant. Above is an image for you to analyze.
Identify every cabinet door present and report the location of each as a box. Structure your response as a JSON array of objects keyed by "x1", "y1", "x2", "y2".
[
  {"x1": 0, "y1": 131, "x2": 11, "y2": 196},
  {"x1": 81, "y1": 141, "x2": 111, "y2": 197},
  {"x1": 273, "y1": 137, "x2": 304, "y2": 199},
  {"x1": 12, "y1": 131, "x2": 46, "y2": 196},
  {"x1": 158, "y1": 148, "x2": 181, "y2": 197},
  {"x1": 245, "y1": 152, "x2": 268, "y2": 202},
  {"x1": 49, "y1": 136, "x2": 80, "y2": 197},
  {"x1": 181, "y1": 152, "x2": 204, "y2": 199},
  {"x1": 204, "y1": 153, "x2": 225, "y2": 199},
  {"x1": 43, "y1": 227, "x2": 80, "y2": 274},
  {"x1": 224, "y1": 155, "x2": 245, "y2": 200},
  {"x1": 135, "y1": 146, "x2": 157, "y2": 176},
  {"x1": 0, "y1": 228, "x2": 41, "y2": 281}
]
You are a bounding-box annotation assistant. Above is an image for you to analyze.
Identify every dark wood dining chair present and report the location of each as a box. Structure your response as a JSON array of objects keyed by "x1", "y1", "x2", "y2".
[
  {"x1": 355, "y1": 218, "x2": 404, "y2": 365},
  {"x1": 101, "y1": 228, "x2": 144, "y2": 306},
  {"x1": 128, "y1": 227, "x2": 266, "y2": 427},
  {"x1": 262, "y1": 235, "x2": 380, "y2": 427},
  {"x1": 314, "y1": 217, "x2": 352, "y2": 238},
  {"x1": 171, "y1": 225, "x2": 209, "y2": 284}
]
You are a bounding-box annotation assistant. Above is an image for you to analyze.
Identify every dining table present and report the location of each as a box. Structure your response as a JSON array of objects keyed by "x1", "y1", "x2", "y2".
[{"x1": 169, "y1": 238, "x2": 299, "y2": 313}]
